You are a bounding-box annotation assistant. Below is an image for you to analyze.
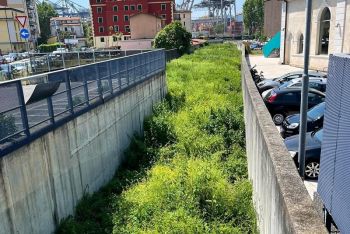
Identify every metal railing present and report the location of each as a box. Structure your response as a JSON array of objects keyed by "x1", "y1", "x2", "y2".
[
  {"x1": 0, "y1": 49, "x2": 165, "y2": 156},
  {"x1": 165, "y1": 49, "x2": 180, "y2": 62},
  {"x1": 2, "y1": 50, "x2": 151, "y2": 80}
]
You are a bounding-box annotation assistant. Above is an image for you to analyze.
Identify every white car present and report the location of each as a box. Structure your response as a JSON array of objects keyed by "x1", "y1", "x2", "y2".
[
  {"x1": 52, "y1": 48, "x2": 68, "y2": 54},
  {"x1": 3, "y1": 55, "x2": 15, "y2": 63}
]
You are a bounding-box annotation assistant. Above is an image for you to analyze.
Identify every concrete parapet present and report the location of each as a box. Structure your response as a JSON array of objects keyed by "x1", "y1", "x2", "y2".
[
  {"x1": 0, "y1": 72, "x2": 166, "y2": 234},
  {"x1": 241, "y1": 52, "x2": 327, "y2": 233}
]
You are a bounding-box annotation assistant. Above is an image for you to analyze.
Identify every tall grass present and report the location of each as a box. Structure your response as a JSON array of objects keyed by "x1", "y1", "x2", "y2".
[{"x1": 57, "y1": 44, "x2": 257, "y2": 234}]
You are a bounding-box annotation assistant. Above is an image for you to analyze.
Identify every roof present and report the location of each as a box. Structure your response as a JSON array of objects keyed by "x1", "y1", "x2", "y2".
[{"x1": 50, "y1": 17, "x2": 81, "y2": 21}]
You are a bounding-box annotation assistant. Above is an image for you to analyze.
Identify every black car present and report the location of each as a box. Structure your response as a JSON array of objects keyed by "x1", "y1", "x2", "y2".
[
  {"x1": 257, "y1": 71, "x2": 327, "y2": 93},
  {"x1": 281, "y1": 102, "x2": 325, "y2": 138},
  {"x1": 263, "y1": 87, "x2": 325, "y2": 125},
  {"x1": 284, "y1": 128, "x2": 323, "y2": 179}
]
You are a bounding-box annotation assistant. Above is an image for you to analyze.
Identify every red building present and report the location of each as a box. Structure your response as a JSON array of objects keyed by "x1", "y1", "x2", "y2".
[{"x1": 90, "y1": 0, "x2": 174, "y2": 47}]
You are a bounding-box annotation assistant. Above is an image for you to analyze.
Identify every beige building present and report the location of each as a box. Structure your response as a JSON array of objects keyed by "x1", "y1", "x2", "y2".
[
  {"x1": 174, "y1": 10, "x2": 191, "y2": 32},
  {"x1": 264, "y1": 0, "x2": 281, "y2": 37},
  {"x1": 130, "y1": 13, "x2": 162, "y2": 40},
  {"x1": 280, "y1": 0, "x2": 350, "y2": 71},
  {"x1": 0, "y1": 6, "x2": 27, "y2": 53}
]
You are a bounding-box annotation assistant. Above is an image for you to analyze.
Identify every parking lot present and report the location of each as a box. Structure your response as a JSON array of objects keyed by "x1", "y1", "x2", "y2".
[{"x1": 248, "y1": 54, "x2": 321, "y2": 200}]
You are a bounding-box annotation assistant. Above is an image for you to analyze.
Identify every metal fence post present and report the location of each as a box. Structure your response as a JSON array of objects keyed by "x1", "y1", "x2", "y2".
[
  {"x1": 16, "y1": 81, "x2": 30, "y2": 137},
  {"x1": 126, "y1": 58, "x2": 130, "y2": 85},
  {"x1": 62, "y1": 53, "x2": 66, "y2": 68},
  {"x1": 47, "y1": 96, "x2": 55, "y2": 124},
  {"x1": 83, "y1": 77, "x2": 89, "y2": 105},
  {"x1": 95, "y1": 65, "x2": 103, "y2": 99},
  {"x1": 64, "y1": 70, "x2": 74, "y2": 114},
  {"x1": 108, "y1": 51, "x2": 111, "y2": 60},
  {"x1": 47, "y1": 54, "x2": 51, "y2": 72},
  {"x1": 93, "y1": 51, "x2": 96, "y2": 63},
  {"x1": 107, "y1": 61, "x2": 113, "y2": 94},
  {"x1": 77, "y1": 51, "x2": 81, "y2": 66}
]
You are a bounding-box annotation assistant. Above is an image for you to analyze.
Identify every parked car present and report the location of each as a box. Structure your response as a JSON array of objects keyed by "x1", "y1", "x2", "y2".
[
  {"x1": 263, "y1": 87, "x2": 325, "y2": 125},
  {"x1": 281, "y1": 102, "x2": 325, "y2": 138},
  {"x1": 284, "y1": 128, "x2": 323, "y2": 179},
  {"x1": 261, "y1": 77, "x2": 327, "y2": 98},
  {"x1": 0, "y1": 64, "x2": 18, "y2": 80},
  {"x1": 257, "y1": 71, "x2": 327, "y2": 93},
  {"x1": 3, "y1": 54, "x2": 16, "y2": 63}
]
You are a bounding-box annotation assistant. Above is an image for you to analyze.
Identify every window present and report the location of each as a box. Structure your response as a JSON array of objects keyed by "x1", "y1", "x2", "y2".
[
  {"x1": 130, "y1": 5, "x2": 135, "y2": 10},
  {"x1": 96, "y1": 0, "x2": 101, "y2": 3},
  {"x1": 125, "y1": 25, "x2": 130, "y2": 32},
  {"x1": 124, "y1": 15, "x2": 129, "y2": 21},
  {"x1": 64, "y1": 27, "x2": 68, "y2": 31},
  {"x1": 99, "y1": 26, "x2": 104, "y2": 32},
  {"x1": 100, "y1": 37, "x2": 104, "y2": 42},
  {"x1": 113, "y1": 5, "x2": 118, "y2": 11},
  {"x1": 113, "y1": 15, "x2": 118, "y2": 22},
  {"x1": 318, "y1": 8, "x2": 330, "y2": 55},
  {"x1": 97, "y1": 7, "x2": 102, "y2": 13},
  {"x1": 281, "y1": 92, "x2": 299, "y2": 103},
  {"x1": 137, "y1": 4, "x2": 142, "y2": 11},
  {"x1": 161, "y1": 4, "x2": 166, "y2": 10},
  {"x1": 308, "y1": 92, "x2": 325, "y2": 105},
  {"x1": 161, "y1": 14, "x2": 166, "y2": 19},
  {"x1": 98, "y1": 17, "x2": 103, "y2": 23},
  {"x1": 114, "y1": 25, "x2": 119, "y2": 32},
  {"x1": 183, "y1": 14, "x2": 185, "y2": 18},
  {"x1": 183, "y1": 22, "x2": 186, "y2": 26},
  {"x1": 298, "y1": 34, "x2": 304, "y2": 54},
  {"x1": 124, "y1": 5, "x2": 129, "y2": 11}
]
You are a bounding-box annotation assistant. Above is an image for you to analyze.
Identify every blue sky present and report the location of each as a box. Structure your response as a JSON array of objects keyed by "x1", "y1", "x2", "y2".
[{"x1": 74, "y1": 0, "x2": 244, "y2": 19}]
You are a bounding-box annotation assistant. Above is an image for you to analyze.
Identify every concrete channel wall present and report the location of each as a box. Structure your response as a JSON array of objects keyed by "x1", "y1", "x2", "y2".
[
  {"x1": 0, "y1": 72, "x2": 166, "y2": 234},
  {"x1": 241, "y1": 52, "x2": 327, "y2": 233}
]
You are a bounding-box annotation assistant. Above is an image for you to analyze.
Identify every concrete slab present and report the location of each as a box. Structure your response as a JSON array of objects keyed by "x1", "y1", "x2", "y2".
[
  {"x1": 248, "y1": 55, "x2": 302, "y2": 79},
  {"x1": 304, "y1": 180, "x2": 318, "y2": 200}
]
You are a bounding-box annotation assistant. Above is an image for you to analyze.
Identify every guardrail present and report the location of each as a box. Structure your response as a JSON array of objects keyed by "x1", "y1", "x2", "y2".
[
  {"x1": 2, "y1": 50, "x2": 151, "y2": 80},
  {"x1": 0, "y1": 49, "x2": 166, "y2": 156}
]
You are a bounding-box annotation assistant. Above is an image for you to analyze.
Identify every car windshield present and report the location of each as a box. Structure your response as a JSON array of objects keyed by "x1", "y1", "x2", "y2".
[
  {"x1": 313, "y1": 129, "x2": 323, "y2": 142},
  {"x1": 279, "y1": 80, "x2": 294, "y2": 89},
  {"x1": 307, "y1": 102, "x2": 325, "y2": 120}
]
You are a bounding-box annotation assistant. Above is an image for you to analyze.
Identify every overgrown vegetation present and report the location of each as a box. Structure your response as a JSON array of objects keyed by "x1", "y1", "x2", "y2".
[
  {"x1": 57, "y1": 44, "x2": 257, "y2": 233},
  {"x1": 154, "y1": 21, "x2": 192, "y2": 55},
  {"x1": 0, "y1": 114, "x2": 17, "y2": 140}
]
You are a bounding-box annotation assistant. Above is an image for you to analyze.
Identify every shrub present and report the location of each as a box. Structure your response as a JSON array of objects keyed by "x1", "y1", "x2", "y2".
[
  {"x1": 154, "y1": 21, "x2": 192, "y2": 55},
  {"x1": 0, "y1": 114, "x2": 17, "y2": 140}
]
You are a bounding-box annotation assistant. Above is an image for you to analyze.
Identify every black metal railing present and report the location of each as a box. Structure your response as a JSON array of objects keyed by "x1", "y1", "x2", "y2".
[{"x1": 0, "y1": 49, "x2": 166, "y2": 156}]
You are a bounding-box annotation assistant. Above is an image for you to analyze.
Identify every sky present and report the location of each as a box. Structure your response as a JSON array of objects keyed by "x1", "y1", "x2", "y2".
[{"x1": 73, "y1": 0, "x2": 244, "y2": 20}]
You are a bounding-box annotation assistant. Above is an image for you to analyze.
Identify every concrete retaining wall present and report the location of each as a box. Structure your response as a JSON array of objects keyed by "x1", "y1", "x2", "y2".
[
  {"x1": 241, "y1": 53, "x2": 327, "y2": 233},
  {"x1": 0, "y1": 72, "x2": 166, "y2": 234}
]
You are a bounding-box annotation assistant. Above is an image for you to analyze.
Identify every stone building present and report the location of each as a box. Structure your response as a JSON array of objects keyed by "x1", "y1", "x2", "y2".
[{"x1": 280, "y1": 0, "x2": 350, "y2": 71}]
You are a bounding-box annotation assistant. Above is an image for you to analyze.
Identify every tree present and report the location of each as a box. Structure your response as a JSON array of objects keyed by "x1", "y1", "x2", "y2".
[
  {"x1": 82, "y1": 22, "x2": 93, "y2": 47},
  {"x1": 243, "y1": 0, "x2": 264, "y2": 35},
  {"x1": 37, "y1": 2, "x2": 58, "y2": 44},
  {"x1": 154, "y1": 21, "x2": 192, "y2": 55},
  {"x1": 214, "y1": 23, "x2": 224, "y2": 35}
]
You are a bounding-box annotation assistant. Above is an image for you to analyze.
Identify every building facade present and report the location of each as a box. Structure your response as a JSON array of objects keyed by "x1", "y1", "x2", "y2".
[
  {"x1": 50, "y1": 17, "x2": 84, "y2": 38},
  {"x1": 264, "y1": 0, "x2": 281, "y2": 38},
  {"x1": 0, "y1": 6, "x2": 27, "y2": 53},
  {"x1": 174, "y1": 10, "x2": 191, "y2": 32},
  {"x1": 130, "y1": 13, "x2": 162, "y2": 39},
  {"x1": 0, "y1": 0, "x2": 40, "y2": 52},
  {"x1": 281, "y1": 0, "x2": 350, "y2": 71},
  {"x1": 90, "y1": 0, "x2": 174, "y2": 48}
]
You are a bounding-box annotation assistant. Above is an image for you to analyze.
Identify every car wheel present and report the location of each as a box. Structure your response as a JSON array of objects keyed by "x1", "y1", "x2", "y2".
[
  {"x1": 272, "y1": 113, "x2": 284, "y2": 125},
  {"x1": 305, "y1": 160, "x2": 320, "y2": 179}
]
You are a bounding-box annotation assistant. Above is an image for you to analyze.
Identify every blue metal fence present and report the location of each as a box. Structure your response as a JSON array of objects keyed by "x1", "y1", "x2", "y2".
[{"x1": 0, "y1": 49, "x2": 166, "y2": 156}]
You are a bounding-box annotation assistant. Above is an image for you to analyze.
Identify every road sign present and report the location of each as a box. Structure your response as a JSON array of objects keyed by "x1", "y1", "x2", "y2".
[
  {"x1": 15, "y1": 16, "x2": 27, "y2": 28},
  {"x1": 20, "y1": 28, "x2": 30, "y2": 39}
]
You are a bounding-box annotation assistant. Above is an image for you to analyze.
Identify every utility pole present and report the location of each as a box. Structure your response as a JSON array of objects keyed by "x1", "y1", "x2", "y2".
[{"x1": 298, "y1": 0, "x2": 312, "y2": 179}]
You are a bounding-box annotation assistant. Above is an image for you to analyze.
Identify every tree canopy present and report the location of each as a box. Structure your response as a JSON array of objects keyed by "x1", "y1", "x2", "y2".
[
  {"x1": 154, "y1": 21, "x2": 192, "y2": 55},
  {"x1": 243, "y1": 0, "x2": 264, "y2": 36},
  {"x1": 37, "y1": 2, "x2": 58, "y2": 44}
]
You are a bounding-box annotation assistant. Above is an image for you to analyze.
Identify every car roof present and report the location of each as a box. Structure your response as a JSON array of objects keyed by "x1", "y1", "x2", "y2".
[
  {"x1": 274, "y1": 87, "x2": 326, "y2": 96},
  {"x1": 277, "y1": 71, "x2": 327, "y2": 78},
  {"x1": 287, "y1": 77, "x2": 327, "y2": 84}
]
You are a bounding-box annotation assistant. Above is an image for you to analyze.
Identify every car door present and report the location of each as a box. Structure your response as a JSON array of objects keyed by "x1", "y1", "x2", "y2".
[{"x1": 281, "y1": 91, "x2": 301, "y2": 115}]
